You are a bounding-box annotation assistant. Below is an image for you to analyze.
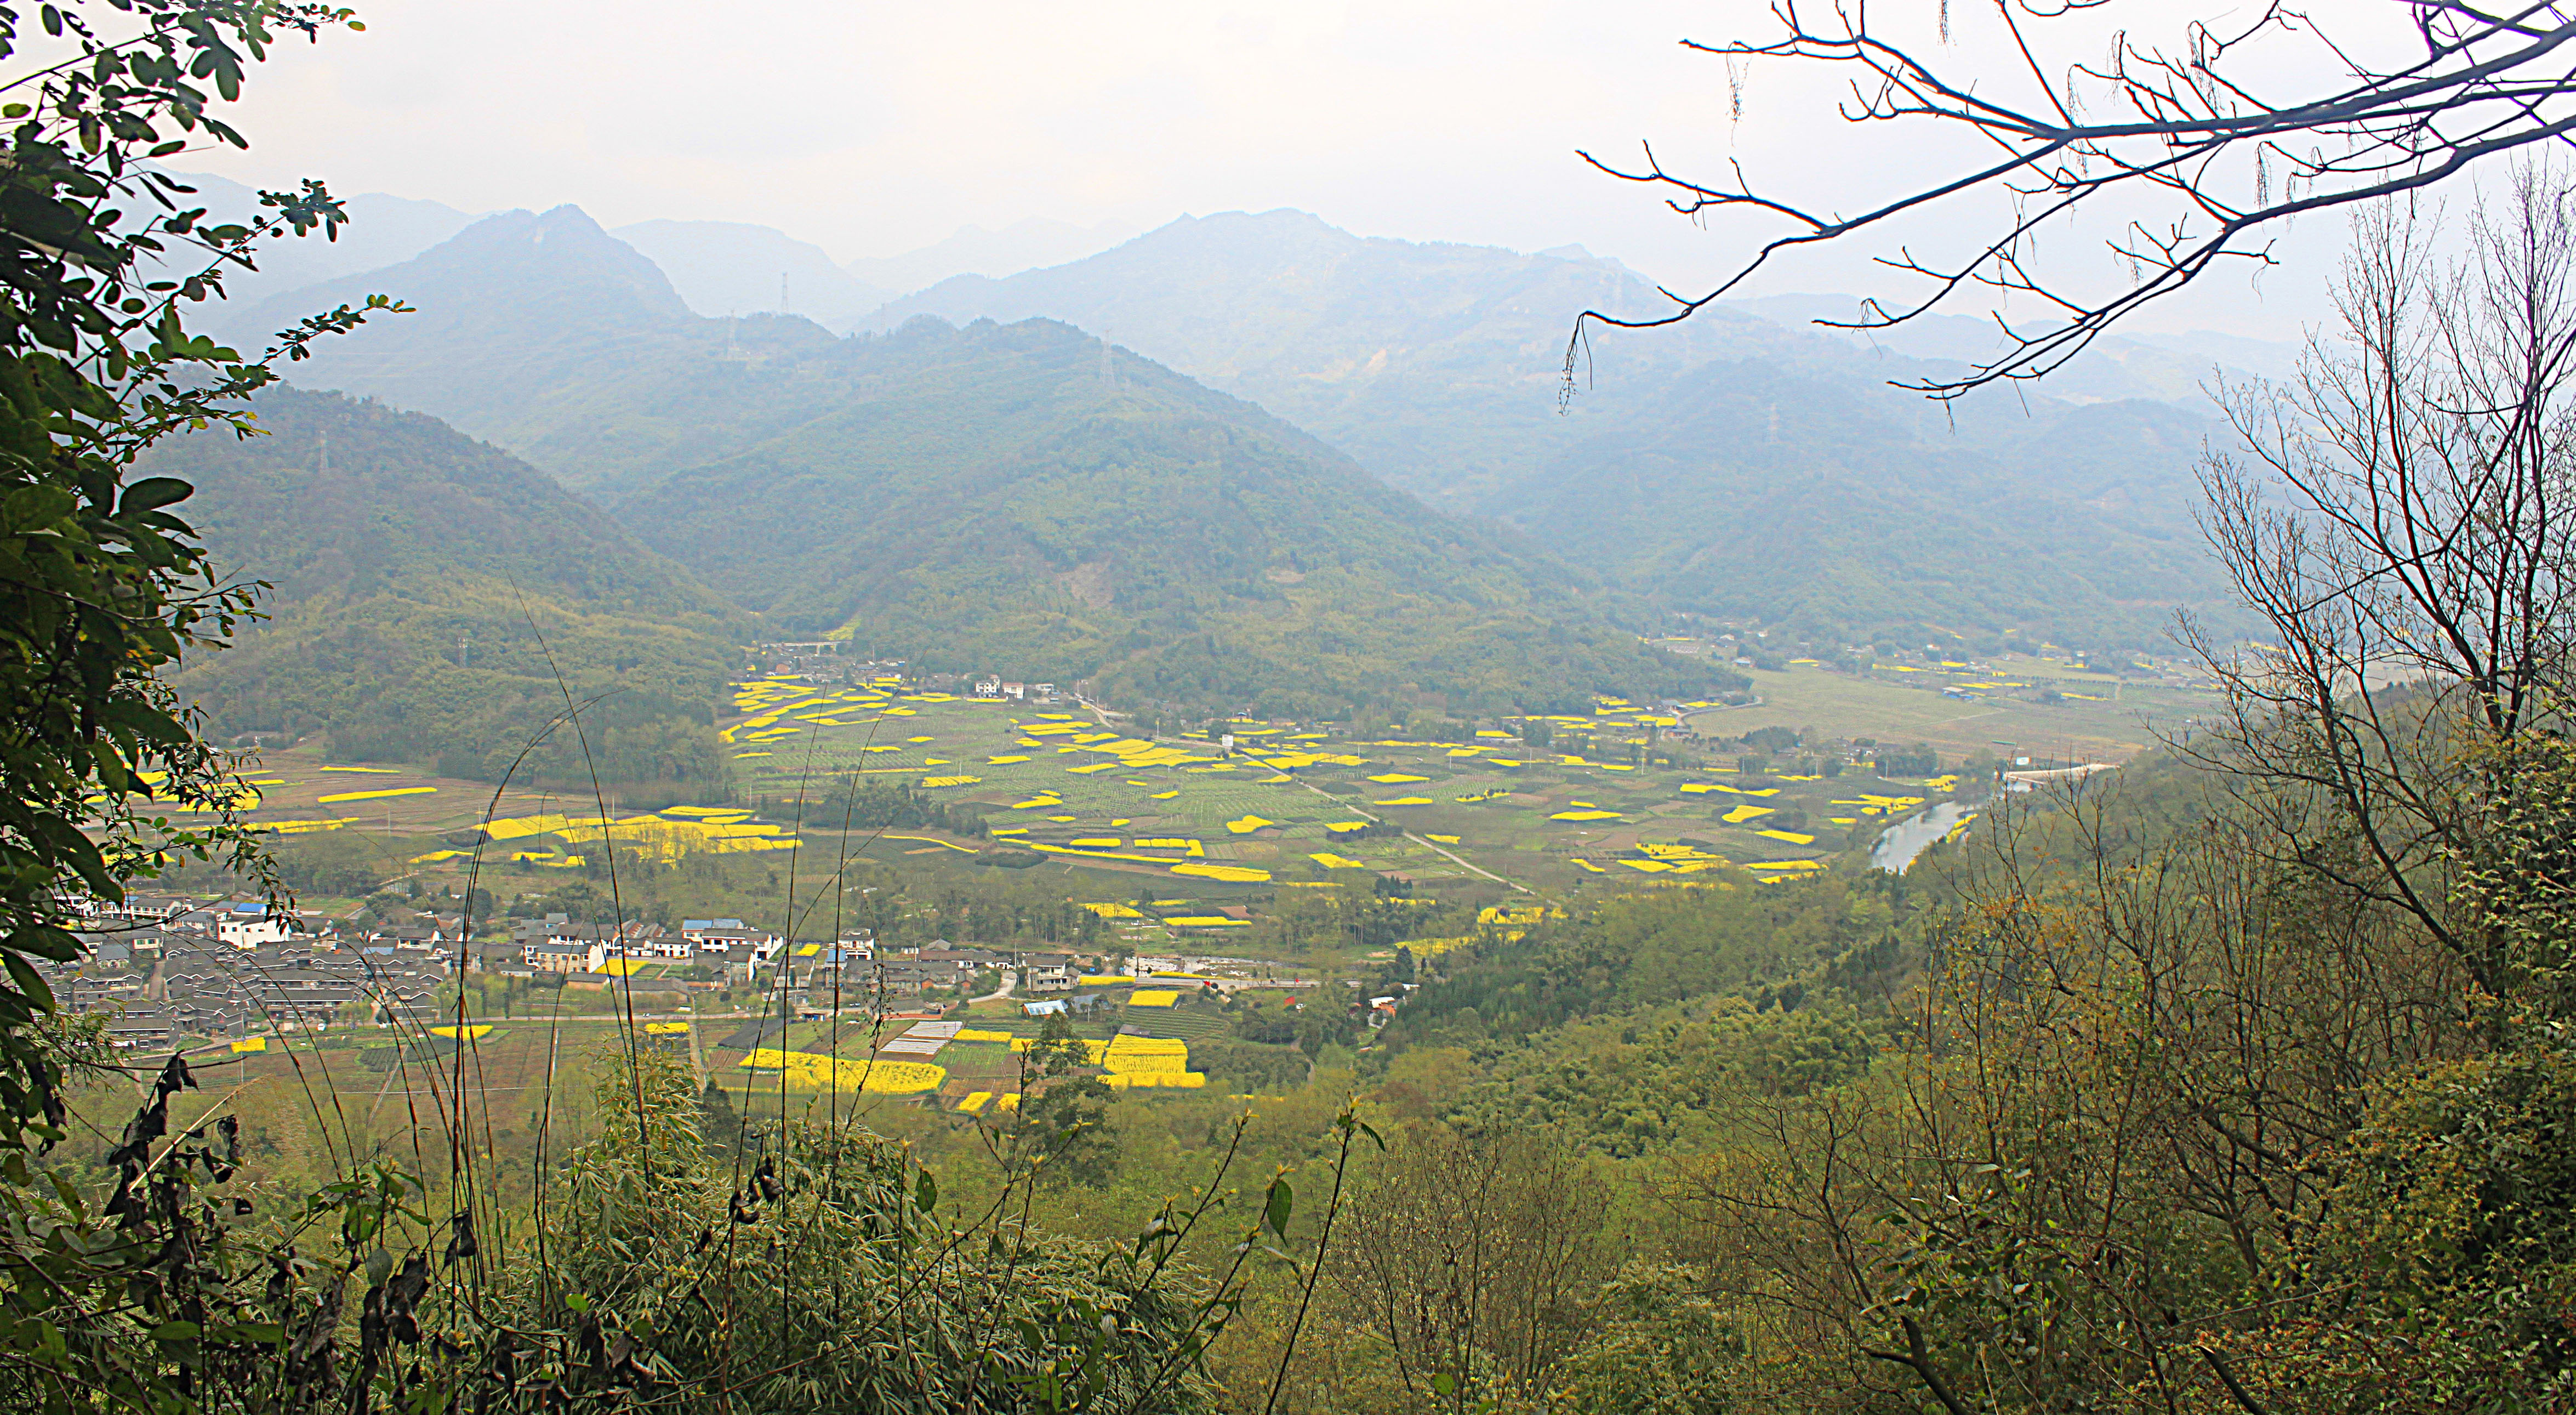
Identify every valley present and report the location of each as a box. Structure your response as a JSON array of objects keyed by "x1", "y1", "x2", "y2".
[
  {"x1": 89, "y1": 193, "x2": 2236, "y2": 1279},
  {"x1": 11, "y1": 10, "x2": 2572, "y2": 1414}
]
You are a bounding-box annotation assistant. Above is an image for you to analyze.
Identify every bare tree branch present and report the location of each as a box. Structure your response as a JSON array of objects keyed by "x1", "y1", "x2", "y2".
[{"x1": 1573, "y1": 2, "x2": 2576, "y2": 401}]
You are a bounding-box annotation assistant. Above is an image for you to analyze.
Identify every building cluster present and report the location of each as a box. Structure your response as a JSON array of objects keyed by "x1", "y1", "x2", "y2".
[
  {"x1": 498, "y1": 916, "x2": 785, "y2": 979},
  {"x1": 54, "y1": 895, "x2": 460, "y2": 1049},
  {"x1": 45, "y1": 889, "x2": 1103, "y2": 1048},
  {"x1": 751, "y1": 641, "x2": 904, "y2": 684},
  {"x1": 482, "y1": 915, "x2": 1082, "y2": 1016}
]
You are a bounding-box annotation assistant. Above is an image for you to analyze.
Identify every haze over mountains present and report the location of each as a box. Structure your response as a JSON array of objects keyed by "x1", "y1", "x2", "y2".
[
  {"x1": 191, "y1": 211, "x2": 1728, "y2": 728},
  {"x1": 165, "y1": 171, "x2": 1138, "y2": 329},
  {"x1": 153, "y1": 389, "x2": 744, "y2": 787},
  {"x1": 172, "y1": 187, "x2": 2262, "y2": 750},
  {"x1": 609, "y1": 315, "x2": 1720, "y2": 719}
]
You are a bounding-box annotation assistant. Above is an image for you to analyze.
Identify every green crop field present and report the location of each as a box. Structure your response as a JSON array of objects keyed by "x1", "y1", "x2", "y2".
[
  {"x1": 701, "y1": 676, "x2": 1974, "y2": 904},
  {"x1": 191, "y1": 662, "x2": 2214, "y2": 965},
  {"x1": 1721, "y1": 655, "x2": 2222, "y2": 765}
]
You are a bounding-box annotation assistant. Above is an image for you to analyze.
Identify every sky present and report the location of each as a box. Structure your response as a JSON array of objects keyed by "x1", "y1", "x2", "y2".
[{"x1": 173, "y1": 0, "x2": 2445, "y2": 343}]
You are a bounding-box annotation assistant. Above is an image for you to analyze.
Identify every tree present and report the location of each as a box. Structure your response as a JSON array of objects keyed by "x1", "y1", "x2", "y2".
[
  {"x1": 1572, "y1": 3, "x2": 2576, "y2": 397},
  {"x1": 0, "y1": 5, "x2": 423, "y2": 1410},
  {"x1": 0, "y1": 0, "x2": 396, "y2": 1145},
  {"x1": 1001, "y1": 1009, "x2": 1119, "y2": 1189},
  {"x1": 1635, "y1": 178, "x2": 2576, "y2": 1412},
  {"x1": 1328, "y1": 1126, "x2": 1610, "y2": 1408},
  {"x1": 2186, "y1": 169, "x2": 2576, "y2": 999}
]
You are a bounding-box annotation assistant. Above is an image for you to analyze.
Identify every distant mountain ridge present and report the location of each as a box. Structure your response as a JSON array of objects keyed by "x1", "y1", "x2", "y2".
[
  {"x1": 157, "y1": 389, "x2": 744, "y2": 787},
  {"x1": 228, "y1": 199, "x2": 2249, "y2": 653},
  {"x1": 857, "y1": 209, "x2": 1741, "y2": 507},
  {"x1": 607, "y1": 316, "x2": 1733, "y2": 718},
  {"x1": 613, "y1": 219, "x2": 891, "y2": 326},
  {"x1": 1723, "y1": 293, "x2": 2304, "y2": 407},
  {"x1": 149, "y1": 169, "x2": 481, "y2": 316},
  {"x1": 850, "y1": 209, "x2": 2249, "y2": 647},
  {"x1": 840, "y1": 217, "x2": 1141, "y2": 299},
  {"x1": 852, "y1": 208, "x2": 2258, "y2": 505},
  {"x1": 219, "y1": 204, "x2": 692, "y2": 439}
]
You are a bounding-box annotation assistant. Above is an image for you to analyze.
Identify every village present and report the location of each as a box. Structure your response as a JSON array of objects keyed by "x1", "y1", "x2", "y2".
[{"x1": 40, "y1": 632, "x2": 2217, "y2": 1120}]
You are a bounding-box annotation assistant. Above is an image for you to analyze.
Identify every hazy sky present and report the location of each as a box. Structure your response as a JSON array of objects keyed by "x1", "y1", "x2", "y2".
[{"x1": 181, "y1": 0, "x2": 2438, "y2": 343}]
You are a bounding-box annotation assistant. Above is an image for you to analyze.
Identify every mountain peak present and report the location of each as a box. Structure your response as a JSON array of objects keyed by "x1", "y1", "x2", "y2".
[{"x1": 222, "y1": 201, "x2": 693, "y2": 433}]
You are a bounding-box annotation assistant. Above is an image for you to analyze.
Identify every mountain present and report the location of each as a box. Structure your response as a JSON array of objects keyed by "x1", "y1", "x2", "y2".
[
  {"x1": 152, "y1": 169, "x2": 479, "y2": 315},
  {"x1": 216, "y1": 206, "x2": 871, "y2": 498},
  {"x1": 841, "y1": 217, "x2": 1141, "y2": 300},
  {"x1": 856, "y1": 210, "x2": 2251, "y2": 505},
  {"x1": 204, "y1": 216, "x2": 1725, "y2": 718},
  {"x1": 854, "y1": 210, "x2": 2249, "y2": 649},
  {"x1": 215, "y1": 204, "x2": 694, "y2": 439},
  {"x1": 2135, "y1": 327, "x2": 2306, "y2": 382},
  {"x1": 855, "y1": 209, "x2": 1751, "y2": 507},
  {"x1": 613, "y1": 219, "x2": 892, "y2": 325},
  {"x1": 1725, "y1": 293, "x2": 2288, "y2": 410},
  {"x1": 1491, "y1": 361, "x2": 2229, "y2": 649},
  {"x1": 155, "y1": 388, "x2": 745, "y2": 788},
  {"x1": 230, "y1": 201, "x2": 2242, "y2": 653},
  {"x1": 610, "y1": 316, "x2": 1732, "y2": 719}
]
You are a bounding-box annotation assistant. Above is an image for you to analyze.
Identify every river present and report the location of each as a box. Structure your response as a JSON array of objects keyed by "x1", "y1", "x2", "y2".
[{"x1": 1871, "y1": 802, "x2": 1975, "y2": 873}]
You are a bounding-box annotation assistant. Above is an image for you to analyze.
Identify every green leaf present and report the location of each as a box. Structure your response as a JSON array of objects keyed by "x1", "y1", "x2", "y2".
[
  {"x1": 1263, "y1": 1177, "x2": 1293, "y2": 1237},
  {"x1": 2, "y1": 484, "x2": 76, "y2": 531},
  {"x1": 9, "y1": 927, "x2": 82, "y2": 963},
  {"x1": 4, "y1": 954, "x2": 56, "y2": 1015},
  {"x1": 914, "y1": 1168, "x2": 937, "y2": 1214},
  {"x1": 118, "y1": 477, "x2": 194, "y2": 516},
  {"x1": 151, "y1": 1321, "x2": 201, "y2": 1342}
]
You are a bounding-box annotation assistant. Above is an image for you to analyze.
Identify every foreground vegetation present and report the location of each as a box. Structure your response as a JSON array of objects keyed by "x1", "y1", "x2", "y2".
[{"x1": 10, "y1": 7, "x2": 2576, "y2": 1414}]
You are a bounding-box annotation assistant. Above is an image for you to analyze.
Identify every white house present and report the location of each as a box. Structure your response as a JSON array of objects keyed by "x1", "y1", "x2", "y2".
[{"x1": 218, "y1": 905, "x2": 293, "y2": 950}]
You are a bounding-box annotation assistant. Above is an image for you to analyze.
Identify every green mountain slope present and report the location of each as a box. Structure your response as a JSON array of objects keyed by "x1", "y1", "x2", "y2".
[
  {"x1": 860, "y1": 213, "x2": 2251, "y2": 650},
  {"x1": 1494, "y1": 360, "x2": 2229, "y2": 649},
  {"x1": 217, "y1": 205, "x2": 696, "y2": 442},
  {"x1": 153, "y1": 388, "x2": 745, "y2": 787},
  {"x1": 226, "y1": 202, "x2": 2242, "y2": 657},
  {"x1": 612, "y1": 317, "x2": 1732, "y2": 718}
]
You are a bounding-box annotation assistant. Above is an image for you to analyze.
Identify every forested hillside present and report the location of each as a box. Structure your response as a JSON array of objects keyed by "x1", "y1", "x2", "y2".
[
  {"x1": 859, "y1": 210, "x2": 2247, "y2": 649},
  {"x1": 216, "y1": 204, "x2": 698, "y2": 444},
  {"x1": 613, "y1": 316, "x2": 1731, "y2": 718},
  {"x1": 1496, "y1": 360, "x2": 2227, "y2": 649},
  {"x1": 226, "y1": 202, "x2": 2242, "y2": 656},
  {"x1": 155, "y1": 389, "x2": 744, "y2": 787}
]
